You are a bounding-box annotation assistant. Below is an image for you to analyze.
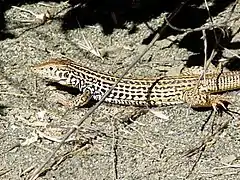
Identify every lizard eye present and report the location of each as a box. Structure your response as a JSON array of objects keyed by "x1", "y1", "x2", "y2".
[{"x1": 63, "y1": 72, "x2": 69, "y2": 78}]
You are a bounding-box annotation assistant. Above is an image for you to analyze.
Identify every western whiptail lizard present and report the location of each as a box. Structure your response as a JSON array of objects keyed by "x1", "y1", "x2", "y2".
[{"x1": 32, "y1": 58, "x2": 240, "y2": 110}]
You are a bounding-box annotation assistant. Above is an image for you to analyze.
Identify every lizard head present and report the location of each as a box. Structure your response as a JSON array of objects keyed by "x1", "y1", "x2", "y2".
[{"x1": 31, "y1": 58, "x2": 73, "y2": 85}]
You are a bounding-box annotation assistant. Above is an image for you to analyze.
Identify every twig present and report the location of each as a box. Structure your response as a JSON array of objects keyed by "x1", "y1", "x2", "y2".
[
  {"x1": 78, "y1": 31, "x2": 103, "y2": 59},
  {"x1": 164, "y1": 15, "x2": 240, "y2": 33},
  {"x1": 0, "y1": 169, "x2": 11, "y2": 176},
  {"x1": 212, "y1": 164, "x2": 240, "y2": 170},
  {"x1": 111, "y1": 116, "x2": 118, "y2": 180},
  {"x1": 224, "y1": 0, "x2": 239, "y2": 27},
  {"x1": 76, "y1": 19, "x2": 103, "y2": 60},
  {"x1": 222, "y1": 46, "x2": 240, "y2": 59},
  {"x1": 0, "y1": 91, "x2": 27, "y2": 97},
  {"x1": 204, "y1": 0, "x2": 218, "y2": 44},
  {"x1": 202, "y1": 29, "x2": 207, "y2": 80},
  {"x1": 11, "y1": 6, "x2": 51, "y2": 24},
  {"x1": 184, "y1": 118, "x2": 230, "y2": 158}
]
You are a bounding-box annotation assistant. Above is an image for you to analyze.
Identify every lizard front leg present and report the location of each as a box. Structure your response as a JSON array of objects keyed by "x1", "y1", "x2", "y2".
[
  {"x1": 71, "y1": 88, "x2": 93, "y2": 107},
  {"x1": 58, "y1": 88, "x2": 93, "y2": 108}
]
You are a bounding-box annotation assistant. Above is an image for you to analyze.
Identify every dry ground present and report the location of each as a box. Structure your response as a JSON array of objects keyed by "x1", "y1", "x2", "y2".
[{"x1": 1, "y1": 1, "x2": 240, "y2": 179}]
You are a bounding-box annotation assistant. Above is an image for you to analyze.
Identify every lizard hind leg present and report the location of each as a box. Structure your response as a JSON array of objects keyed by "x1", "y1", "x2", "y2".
[
  {"x1": 209, "y1": 95, "x2": 231, "y2": 111},
  {"x1": 182, "y1": 89, "x2": 231, "y2": 111}
]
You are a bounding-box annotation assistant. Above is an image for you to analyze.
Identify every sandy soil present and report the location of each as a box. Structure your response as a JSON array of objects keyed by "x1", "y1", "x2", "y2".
[{"x1": 1, "y1": 1, "x2": 240, "y2": 179}]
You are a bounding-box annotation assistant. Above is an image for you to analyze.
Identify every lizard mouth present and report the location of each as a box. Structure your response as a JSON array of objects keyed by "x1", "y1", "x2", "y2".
[{"x1": 57, "y1": 78, "x2": 69, "y2": 85}]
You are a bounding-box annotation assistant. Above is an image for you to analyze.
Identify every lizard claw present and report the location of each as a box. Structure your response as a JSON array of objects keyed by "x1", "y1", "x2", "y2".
[{"x1": 211, "y1": 96, "x2": 231, "y2": 112}]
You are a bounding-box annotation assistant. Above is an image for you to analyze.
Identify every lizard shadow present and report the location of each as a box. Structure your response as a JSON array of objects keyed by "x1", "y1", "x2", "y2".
[
  {"x1": 191, "y1": 101, "x2": 231, "y2": 112},
  {"x1": 200, "y1": 106, "x2": 240, "y2": 131},
  {"x1": 47, "y1": 82, "x2": 98, "y2": 108}
]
